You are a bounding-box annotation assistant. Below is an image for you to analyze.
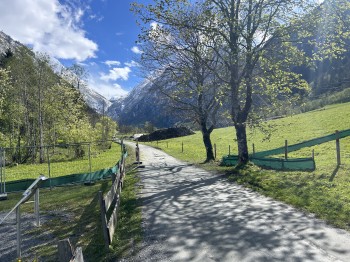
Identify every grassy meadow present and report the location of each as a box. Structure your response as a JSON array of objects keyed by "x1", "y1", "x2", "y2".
[
  {"x1": 143, "y1": 102, "x2": 350, "y2": 231},
  {"x1": 3, "y1": 142, "x2": 123, "y2": 182}
]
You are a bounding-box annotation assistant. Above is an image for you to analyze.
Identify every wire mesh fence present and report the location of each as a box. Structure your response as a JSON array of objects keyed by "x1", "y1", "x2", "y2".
[{"x1": 1, "y1": 140, "x2": 121, "y2": 183}]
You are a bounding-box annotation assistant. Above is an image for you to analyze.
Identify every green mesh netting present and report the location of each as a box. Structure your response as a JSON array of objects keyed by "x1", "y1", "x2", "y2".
[
  {"x1": 221, "y1": 155, "x2": 315, "y2": 171},
  {"x1": 5, "y1": 151, "x2": 127, "y2": 193},
  {"x1": 221, "y1": 129, "x2": 350, "y2": 170},
  {"x1": 254, "y1": 129, "x2": 350, "y2": 158}
]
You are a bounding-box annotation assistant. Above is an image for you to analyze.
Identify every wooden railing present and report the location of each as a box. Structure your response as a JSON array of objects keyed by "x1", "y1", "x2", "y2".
[{"x1": 98, "y1": 141, "x2": 127, "y2": 248}]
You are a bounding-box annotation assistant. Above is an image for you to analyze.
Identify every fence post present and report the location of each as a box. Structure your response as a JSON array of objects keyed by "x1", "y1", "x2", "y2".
[
  {"x1": 0, "y1": 148, "x2": 7, "y2": 199},
  {"x1": 136, "y1": 143, "x2": 140, "y2": 163},
  {"x1": 214, "y1": 144, "x2": 217, "y2": 159},
  {"x1": 285, "y1": 140, "x2": 288, "y2": 160},
  {"x1": 336, "y1": 130, "x2": 341, "y2": 166},
  {"x1": 89, "y1": 143, "x2": 92, "y2": 182},
  {"x1": 16, "y1": 206, "x2": 21, "y2": 259},
  {"x1": 182, "y1": 142, "x2": 184, "y2": 153},
  {"x1": 312, "y1": 149, "x2": 315, "y2": 160},
  {"x1": 98, "y1": 191, "x2": 110, "y2": 249},
  {"x1": 34, "y1": 188, "x2": 40, "y2": 226},
  {"x1": 252, "y1": 143, "x2": 255, "y2": 156},
  {"x1": 58, "y1": 239, "x2": 73, "y2": 262},
  {"x1": 46, "y1": 147, "x2": 52, "y2": 190}
]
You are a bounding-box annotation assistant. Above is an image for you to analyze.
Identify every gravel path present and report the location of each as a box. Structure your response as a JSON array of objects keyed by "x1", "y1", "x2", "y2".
[
  {"x1": 126, "y1": 142, "x2": 350, "y2": 262},
  {"x1": 0, "y1": 211, "x2": 55, "y2": 262}
]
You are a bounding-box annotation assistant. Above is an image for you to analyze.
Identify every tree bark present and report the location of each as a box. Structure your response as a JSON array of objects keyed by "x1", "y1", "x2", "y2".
[
  {"x1": 201, "y1": 129, "x2": 215, "y2": 163},
  {"x1": 234, "y1": 123, "x2": 249, "y2": 165}
]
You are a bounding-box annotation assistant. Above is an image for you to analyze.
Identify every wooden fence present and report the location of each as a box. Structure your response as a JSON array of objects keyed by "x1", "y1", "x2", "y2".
[{"x1": 98, "y1": 142, "x2": 127, "y2": 248}]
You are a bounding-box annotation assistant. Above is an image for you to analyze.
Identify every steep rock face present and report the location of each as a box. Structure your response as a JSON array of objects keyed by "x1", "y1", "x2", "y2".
[
  {"x1": 80, "y1": 84, "x2": 111, "y2": 114},
  {"x1": 0, "y1": 31, "x2": 22, "y2": 55},
  {"x1": 107, "y1": 77, "x2": 181, "y2": 128}
]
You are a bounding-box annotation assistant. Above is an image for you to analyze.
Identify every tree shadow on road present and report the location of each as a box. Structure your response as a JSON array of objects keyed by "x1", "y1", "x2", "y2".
[{"x1": 131, "y1": 162, "x2": 350, "y2": 262}]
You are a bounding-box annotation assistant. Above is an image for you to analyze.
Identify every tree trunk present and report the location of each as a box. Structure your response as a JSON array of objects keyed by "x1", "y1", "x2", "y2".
[
  {"x1": 202, "y1": 130, "x2": 215, "y2": 163},
  {"x1": 234, "y1": 123, "x2": 249, "y2": 165}
]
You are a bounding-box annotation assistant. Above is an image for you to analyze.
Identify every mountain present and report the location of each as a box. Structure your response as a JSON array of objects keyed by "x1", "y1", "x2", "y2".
[
  {"x1": 0, "y1": 30, "x2": 109, "y2": 114},
  {"x1": 80, "y1": 84, "x2": 111, "y2": 114},
  {"x1": 107, "y1": 76, "x2": 181, "y2": 128}
]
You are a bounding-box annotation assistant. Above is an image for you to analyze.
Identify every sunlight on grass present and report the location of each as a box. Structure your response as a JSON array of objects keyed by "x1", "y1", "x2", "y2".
[{"x1": 4, "y1": 142, "x2": 123, "y2": 181}]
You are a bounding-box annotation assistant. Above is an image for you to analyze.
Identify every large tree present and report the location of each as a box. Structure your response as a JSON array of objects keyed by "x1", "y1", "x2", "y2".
[
  {"x1": 133, "y1": 0, "x2": 315, "y2": 164},
  {"x1": 198, "y1": 0, "x2": 317, "y2": 164},
  {"x1": 133, "y1": 2, "x2": 226, "y2": 162}
]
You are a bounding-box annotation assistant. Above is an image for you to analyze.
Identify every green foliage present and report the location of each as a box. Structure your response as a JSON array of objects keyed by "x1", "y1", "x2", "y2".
[
  {"x1": 310, "y1": 0, "x2": 350, "y2": 61},
  {"x1": 299, "y1": 88, "x2": 350, "y2": 113},
  {"x1": 0, "y1": 47, "x2": 118, "y2": 164},
  {"x1": 0, "y1": 68, "x2": 11, "y2": 114}
]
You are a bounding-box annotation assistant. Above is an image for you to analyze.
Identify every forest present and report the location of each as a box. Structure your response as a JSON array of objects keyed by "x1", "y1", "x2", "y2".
[{"x1": 0, "y1": 47, "x2": 116, "y2": 164}]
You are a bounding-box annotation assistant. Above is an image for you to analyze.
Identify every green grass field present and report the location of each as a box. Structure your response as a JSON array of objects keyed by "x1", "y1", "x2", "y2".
[
  {"x1": 3, "y1": 142, "x2": 123, "y2": 182},
  {"x1": 143, "y1": 102, "x2": 350, "y2": 231},
  {"x1": 0, "y1": 145, "x2": 142, "y2": 262}
]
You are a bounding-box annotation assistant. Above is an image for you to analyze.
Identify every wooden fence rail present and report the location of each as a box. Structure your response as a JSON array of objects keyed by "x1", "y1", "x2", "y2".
[{"x1": 98, "y1": 141, "x2": 127, "y2": 248}]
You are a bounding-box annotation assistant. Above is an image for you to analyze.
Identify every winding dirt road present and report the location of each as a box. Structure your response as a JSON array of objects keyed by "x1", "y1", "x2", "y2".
[{"x1": 126, "y1": 142, "x2": 350, "y2": 262}]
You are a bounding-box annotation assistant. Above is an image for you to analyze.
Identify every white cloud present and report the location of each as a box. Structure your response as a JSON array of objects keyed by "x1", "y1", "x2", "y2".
[
  {"x1": 131, "y1": 46, "x2": 143, "y2": 54},
  {"x1": 125, "y1": 60, "x2": 140, "y2": 68},
  {"x1": 0, "y1": 0, "x2": 98, "y2": 61},
  {"x1": 100, "y1": 67, "x2": 131, "y2": 81},
  {"x1": 89, "y1": 78, "x2": 128, "y2": 99},
  {"x1": 150, "y1": 22, "x2": 158, "y2": 29},
  {"x1": 103, "y1": 60, "x2": 121, "y2": 67}
]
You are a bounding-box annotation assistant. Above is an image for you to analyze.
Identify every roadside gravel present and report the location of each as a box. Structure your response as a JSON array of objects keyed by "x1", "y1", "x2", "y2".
[{"x1": 0, "y1": 212, "x2": 55, "y2": 262}]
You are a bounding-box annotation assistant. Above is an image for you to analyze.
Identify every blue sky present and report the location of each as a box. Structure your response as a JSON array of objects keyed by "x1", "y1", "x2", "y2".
[{"x1": 0, "y1": 0, "x2": 153, "y2": 99}]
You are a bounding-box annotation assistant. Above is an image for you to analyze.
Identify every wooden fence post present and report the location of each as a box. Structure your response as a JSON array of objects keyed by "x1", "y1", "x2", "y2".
[
  {"x1": 58, "y1": 239, "x2": 84, "y2": 262},
  {"x1": 136, "y1": 143, "x2": 140, "y2": 163},
  {"x1": 58, "y1": 239, "x2": 73, "y2": 262},
  {"x1": 46, "y1": 147, "x2": 52, "y2": 190},
  {"x1": 182, "y1": 142, "x2": 184, "y2": 153},
  {"x1": 214, "y1": 144, "x2": 217, "y2": 159},
  {"x1": 98, "y1": 191, "x2": 110, "y2": 248},
  {"x1": 252, "y1": 143, "x2": 255, "y2": 156},
  {"x1": 285, "y1": 140, "x2": 288, "y2": 160},
  {"x1": 336, "y1": 130, "x2": 341, "y2": 166},
  {"x1": 312, "y1": 149, "x2": 315, "y2": 160}
]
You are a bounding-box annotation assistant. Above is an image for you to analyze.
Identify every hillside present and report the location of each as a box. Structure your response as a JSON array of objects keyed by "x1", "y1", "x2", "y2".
[
  {"x1": 0, "y1": 31, "x2": 117, "y2": 162},
  {"x1": 150, "y1": 102, "x2": 350, "y2": 164},
  {"x1": 0, "y1": 31, "x2": 109, "y2": 113}
]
